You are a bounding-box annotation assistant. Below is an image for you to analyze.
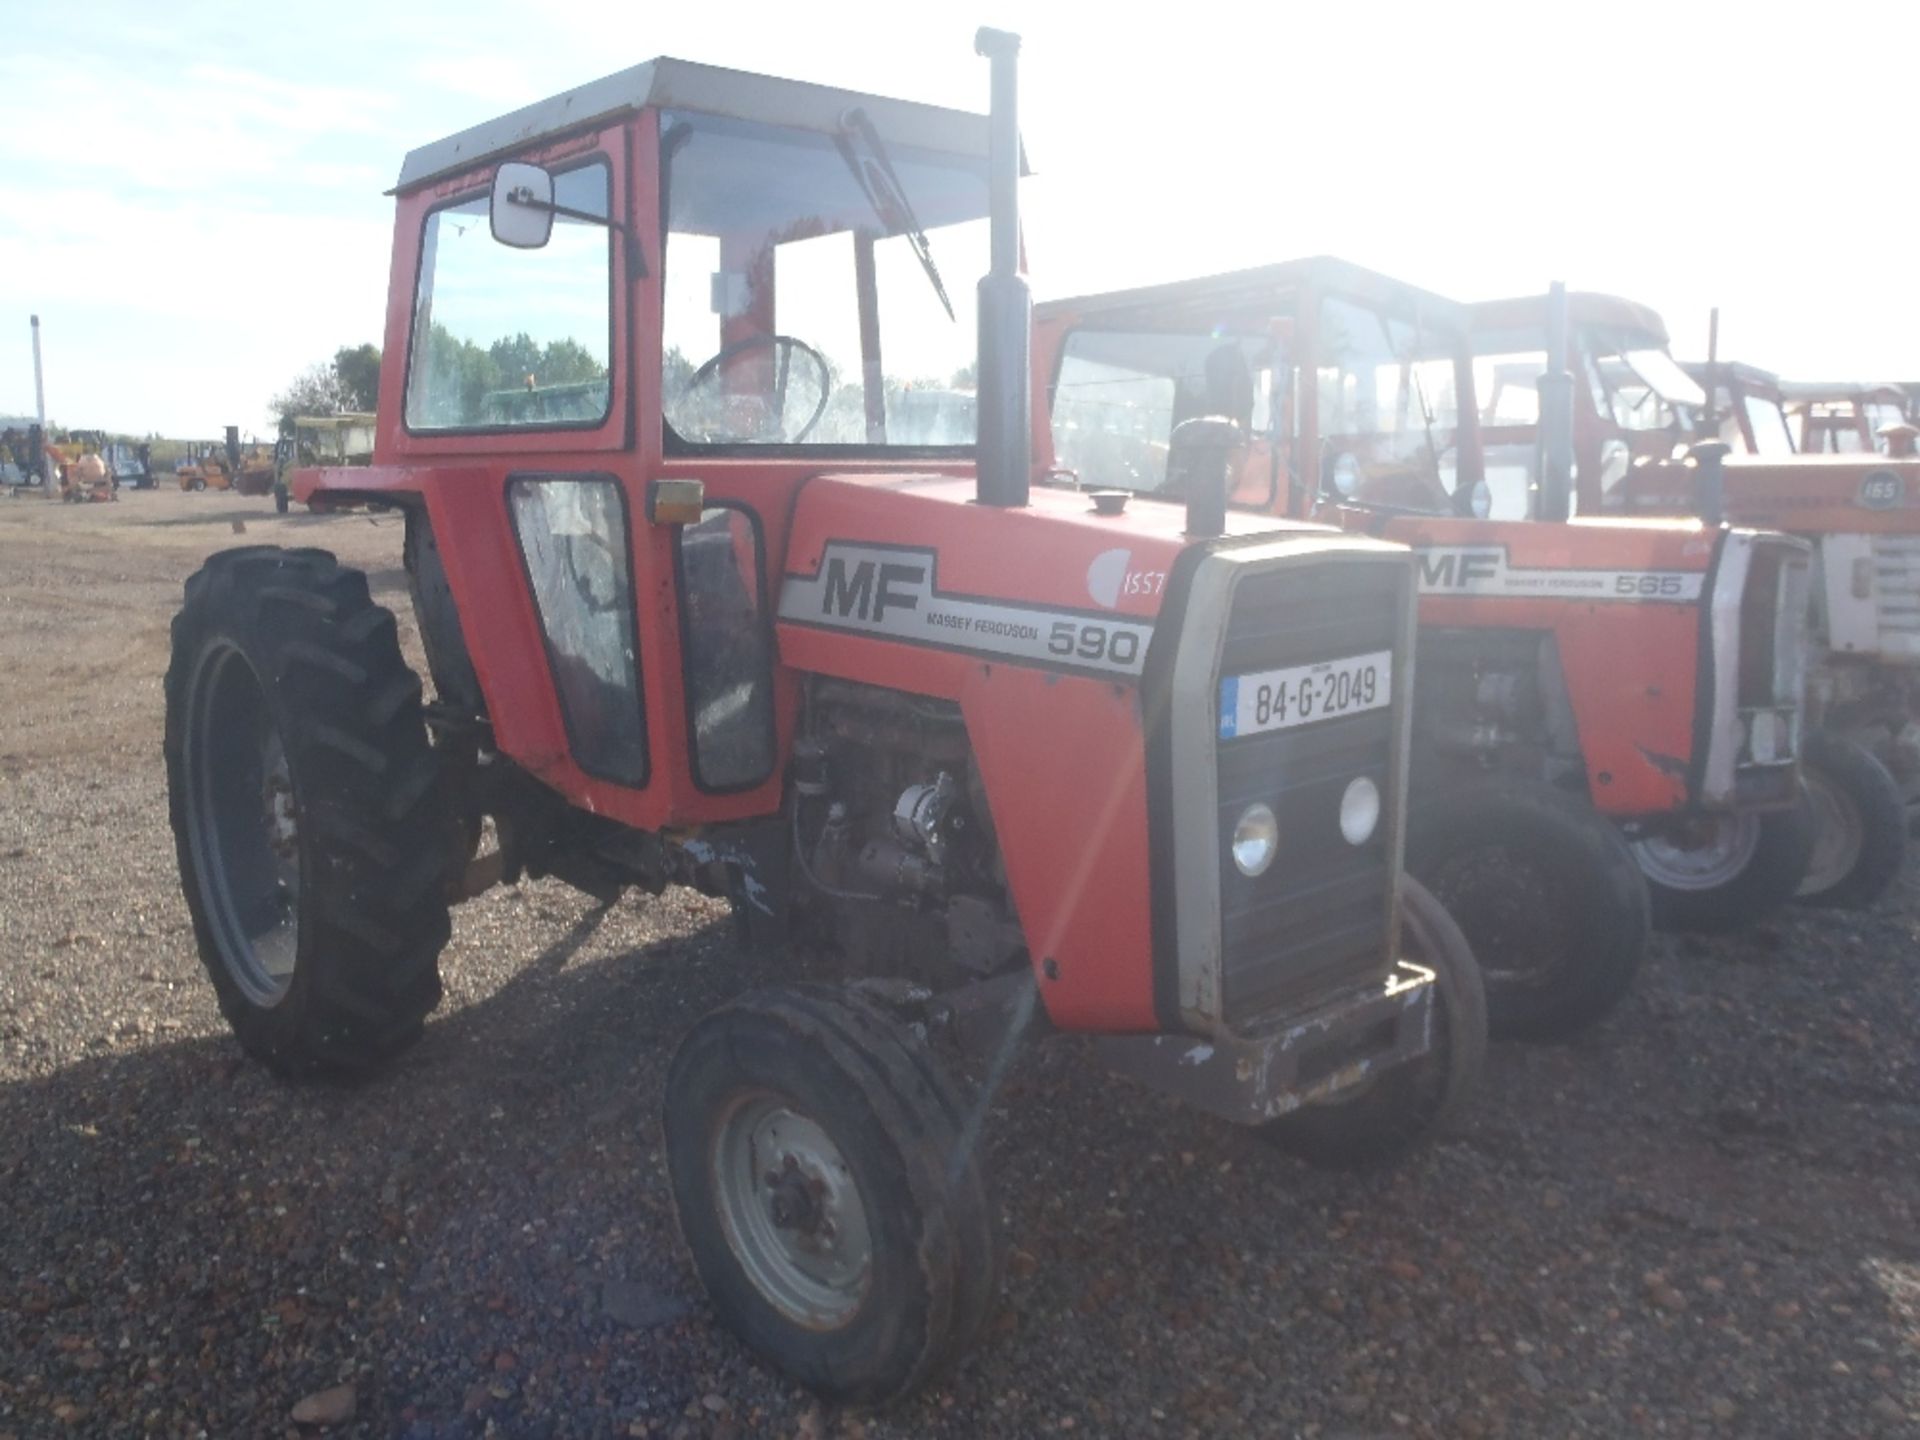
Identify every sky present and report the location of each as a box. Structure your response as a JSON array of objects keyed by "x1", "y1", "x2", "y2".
[{"x1": 3, "y1": 0, "x2": 1917, "y2": 438}]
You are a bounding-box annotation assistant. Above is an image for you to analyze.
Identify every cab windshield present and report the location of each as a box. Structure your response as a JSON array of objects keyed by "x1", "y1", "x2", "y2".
[
  {"x1": 1047, "y1": 291, "x2": 1473, "y2": 516},
  {"x1": 1585, "y1": 336, "x2": 1705, "y2": 431},
  {"x1": 1743, "y1": 392, "x2": 1796, "y2": 456},
  {"x1": 660, "y1": 111, "x2": 990, "y2": 451},
  {"x1": 1049, "y1": 329, "x2": 1284, "y2": 502}
]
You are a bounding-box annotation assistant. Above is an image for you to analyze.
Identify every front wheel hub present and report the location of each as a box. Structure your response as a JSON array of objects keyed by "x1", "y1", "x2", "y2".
[
  {"x1": 1630, "y1": 813, "x2": 1760, "y2": 891},
  {"x1": 712, "y1": 1095, "x2": 873, "y2": 1327}
]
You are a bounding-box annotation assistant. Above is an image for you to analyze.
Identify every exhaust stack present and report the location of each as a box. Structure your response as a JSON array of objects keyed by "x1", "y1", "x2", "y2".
[
  {"x1": 1536, "y1": 281, "x2": 1574, "y2": 522},
  {"x1": 973, "y1": 28, "x2": 1029, "y2": 509}
]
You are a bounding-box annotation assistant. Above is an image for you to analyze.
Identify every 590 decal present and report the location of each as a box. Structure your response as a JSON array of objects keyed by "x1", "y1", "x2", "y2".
[{"x1": 780, "y1": 542, "x2": 1155, "y2": 677}]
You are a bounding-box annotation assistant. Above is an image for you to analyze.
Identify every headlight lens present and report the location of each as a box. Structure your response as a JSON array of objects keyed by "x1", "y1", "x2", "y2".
[
  {"x1": 1332, "y1": 453, "x2": 1361, "y2": 496},
  {"x1": 1339, "y1": 776, "x2": 1381, "y2": 846},
  {"x1": 1231, "y1": 803, "x2": 1279, "y2": 877}
]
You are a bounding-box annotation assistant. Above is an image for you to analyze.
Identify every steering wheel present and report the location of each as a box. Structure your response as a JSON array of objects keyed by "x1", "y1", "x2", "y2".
[{"x1": 683, "y1": 334, "x2": 832, "y2": 442}]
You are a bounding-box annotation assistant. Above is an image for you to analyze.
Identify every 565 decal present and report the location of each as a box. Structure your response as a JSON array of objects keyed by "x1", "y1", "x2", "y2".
[
  {"x1": 780, "y1": 542, "x2": 1154, "y2": 677},
  {"x1": 1416, "y1": 546, "x2": 1704, "y2": 603}
]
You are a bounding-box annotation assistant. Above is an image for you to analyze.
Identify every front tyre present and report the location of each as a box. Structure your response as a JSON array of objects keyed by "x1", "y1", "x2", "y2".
[
  {"x1": 1795, "y1": 731, "x2": 1907, "y2": 910},
  {"x1": 664, "y1": 986, "x2": 1000, "y2": 1407},
  {"x1": 164, "y1": 547, "x2": 454, "y2": 1077},
  {"x1": 1631, "y1": 793, "x2": 1815, "y2": 933},
  {"x1": 1259, "y1": 876, "x2": 1488, "y2": 1169},
  {"x1": 1406, "y1": 780, "x2": 1649, "y2": 1041}
]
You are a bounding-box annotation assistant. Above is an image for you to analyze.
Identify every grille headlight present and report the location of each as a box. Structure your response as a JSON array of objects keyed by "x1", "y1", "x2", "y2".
[
  {"x1": 1231, "y1": 803, "x2": 1279, "y2": 877},
  {"x1": 1339, "y1": 776, "x2": 1381, "y2": 846}
]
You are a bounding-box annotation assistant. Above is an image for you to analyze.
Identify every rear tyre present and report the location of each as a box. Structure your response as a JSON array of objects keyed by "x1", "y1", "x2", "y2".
[
  {"x1": 1260, "y1": 876, "x2": 1488, "y2": 1169},
  {"x1": 1405, "y1": 780, "x2": 1649, "y2": 1041},
  {"x1": 664, "y1": 985, "x2": 1000, "y2": 1406},
  {"x1": 164, "y1": 546, "x2": 454, "y2": 1077},
  {"x1": 1631, "y1": 791, "x2": 1815, "y2": 933},
  {"x1": 1795, "y1": 731, "x2": 1907, "y2": 909}
]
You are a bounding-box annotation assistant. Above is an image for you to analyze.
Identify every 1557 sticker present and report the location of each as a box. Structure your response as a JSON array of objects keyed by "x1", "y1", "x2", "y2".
[{"x1": 1219, "y1": 650, "x2": 1393, "y2": 740}]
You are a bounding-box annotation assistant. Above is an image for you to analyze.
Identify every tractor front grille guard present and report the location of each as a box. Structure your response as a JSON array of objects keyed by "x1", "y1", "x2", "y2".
[
  {"x1": 1157, "y1": 539, "x2": 1418, "y2": 1036},
  {"x1": 1702, "y1": 530, "x2": 1812, "y2": 811}
]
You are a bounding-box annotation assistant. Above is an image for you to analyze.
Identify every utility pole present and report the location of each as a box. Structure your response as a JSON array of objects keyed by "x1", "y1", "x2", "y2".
[{"x1": 30, "y1": 314, "x2": 48, "y2": 485}]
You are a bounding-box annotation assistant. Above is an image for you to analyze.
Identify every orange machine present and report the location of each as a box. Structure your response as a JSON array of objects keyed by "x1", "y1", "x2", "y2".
[
  {"x1": 1467, "y1": 292, "x2": 1913, "y2": 910},
  {"x1": 1037, "y1": 260, "x2": 1814, "y2": 1041}
]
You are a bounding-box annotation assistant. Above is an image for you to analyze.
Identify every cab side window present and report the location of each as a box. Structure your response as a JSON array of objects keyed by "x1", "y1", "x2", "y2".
[
  {"x1": 407, "y1": 161, "x2": 613, "y2": 431},
  {"x1": 676, "y1": 507, "x2": 776, "y2": 790}
]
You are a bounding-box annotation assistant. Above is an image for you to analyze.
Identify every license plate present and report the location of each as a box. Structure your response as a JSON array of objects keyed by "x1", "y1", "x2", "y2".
[{"x1": 1218, "y1": 649, "x2": 1392, "y2": 740}]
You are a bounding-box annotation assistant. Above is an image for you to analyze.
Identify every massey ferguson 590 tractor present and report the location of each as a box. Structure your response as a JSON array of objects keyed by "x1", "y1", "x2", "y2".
[
  {"x1": 1470, "y1": 291, "x2": 1913, "y2": 910},
  {"x1": 162, "y1": 35, "x2": 1486, "y2": 1404},
  {"x1": 1035, "y1": 260, "x2": 1813, "y2": 1040}
]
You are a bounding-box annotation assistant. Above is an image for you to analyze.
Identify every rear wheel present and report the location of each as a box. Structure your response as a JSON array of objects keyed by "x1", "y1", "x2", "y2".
[
  {"x1": 1260, "y1": 876, "x2": 1487, "y2": 1168},
  {"x1": 164, "y1": 547, "x2": 454, "y2": 1077},
  {"x1": 1795, "y1": 731, "x2": 1907, "y2": 909},
  {"x1": 664, "y1": 985, "x2": 1000, "y2": 1406},
  {"x1": 1406, "y1": 780, "x2": 1648, "y2": 1041},
  {"x1": 1631, "y1": 793, "x2": 1815, "y2": 933}
]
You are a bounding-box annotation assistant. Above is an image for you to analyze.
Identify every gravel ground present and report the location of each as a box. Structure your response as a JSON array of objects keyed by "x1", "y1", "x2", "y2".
[{"x1": 1, "y1": 485, "x2": 1917, "y2": 1439}]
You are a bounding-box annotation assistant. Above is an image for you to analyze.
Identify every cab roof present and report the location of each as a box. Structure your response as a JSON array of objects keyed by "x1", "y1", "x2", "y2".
[
  {"x1": 1469, "y1": 291, "x2": 1671, "y2": 346},
  {"x1": 396, "y1": 56, "x2": 1012, "y2": 193},
  {"x1": 1776, "y1": 380, "x2": 1913, "y2": 404},
  {"x1": 1683, "y1": 359, "x2": 1783, "y2": 395},
  {"x1": 1036, "y1": 257, "x2": 1469, "y2": 332}
]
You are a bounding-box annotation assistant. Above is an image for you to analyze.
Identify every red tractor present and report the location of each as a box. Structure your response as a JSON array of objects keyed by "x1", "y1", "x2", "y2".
[
  {"x1": 163, "y1": 35, "x2": 1485, "y2": 1404},
  {"x1": 1034, "y1": 261, "x2": 1814, "y2": 1041},
  {"x1": 1469, "y1": 291, "x2": 1913, "y2": 909}
]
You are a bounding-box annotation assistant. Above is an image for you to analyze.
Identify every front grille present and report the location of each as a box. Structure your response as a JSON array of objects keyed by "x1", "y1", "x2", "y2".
[
  {"x1": 1214, "y1": 564, "x2": 1403, "y2": 1023},
  {"x1": 1874, "y1": 535, "x2": 1920, "y2": 645}
]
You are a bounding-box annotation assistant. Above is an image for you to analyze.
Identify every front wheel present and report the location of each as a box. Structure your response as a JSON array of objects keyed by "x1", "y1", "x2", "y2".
[
  {"x1": 1259, "y1": 875, "x2": 1488, "y2": 1169},
  {"x1": 1795, "y1": 731, "x2": 1907, "y2": 909},
  {"x1": 664, "y1": 986, "x2": 1001, "y2": 1406},
  {"x1": 1406, "y1": 780, "x2": 1649, "y2": 1041},
  {"x1": 1629, "y1": 793, "x2": 1815, "y2": 933}
]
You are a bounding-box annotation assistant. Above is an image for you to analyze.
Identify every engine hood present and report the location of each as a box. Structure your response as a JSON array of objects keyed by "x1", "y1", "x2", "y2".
[{"x1": 1619, "y1": 454, "x2": 1920, "y2": 535}]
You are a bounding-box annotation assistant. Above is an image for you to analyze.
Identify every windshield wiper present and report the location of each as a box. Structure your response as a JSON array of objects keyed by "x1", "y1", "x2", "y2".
[{"x1": 835, "y1": 107, "x2": 956, "y2": 321}]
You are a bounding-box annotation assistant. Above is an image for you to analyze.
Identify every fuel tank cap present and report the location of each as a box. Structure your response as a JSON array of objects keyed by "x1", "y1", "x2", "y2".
[{"x1": 1088, "y1": 489, "x2": 1130, "y2": 516}]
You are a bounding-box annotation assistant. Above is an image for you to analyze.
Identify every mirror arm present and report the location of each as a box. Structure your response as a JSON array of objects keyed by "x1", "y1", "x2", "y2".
[{"x1": 507, "y1": 192, "x2": 647, "y2": 278}]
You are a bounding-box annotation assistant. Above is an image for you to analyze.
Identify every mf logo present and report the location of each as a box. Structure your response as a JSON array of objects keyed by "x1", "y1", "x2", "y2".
[
  {"x1": 821, "y1": 556, "x2": 926, "y2": 622},
  {"x1": 1416, "y1": 547, "x2": 1502, "y2": 590}
]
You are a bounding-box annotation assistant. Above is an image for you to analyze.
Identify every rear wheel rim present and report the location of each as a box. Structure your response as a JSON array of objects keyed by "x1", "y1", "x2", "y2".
[
  {"x1": 1631, "y1": 815, "x2": 1761, "y2": 892},
  {"x1": 183, "y1": 642, "x2": 301, "y2": 1006},
  {"x1": 1798, "y1": 769, "x2": 1864, "y2": 897},
  {"x1": 711, "y1": 1091, "x2": 873, "y2": 1328}
]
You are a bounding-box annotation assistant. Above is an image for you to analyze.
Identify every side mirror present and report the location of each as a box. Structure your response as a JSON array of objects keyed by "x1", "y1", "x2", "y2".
[{"x1": 491, "y1": 162, "x2": 555, "y2": 249}]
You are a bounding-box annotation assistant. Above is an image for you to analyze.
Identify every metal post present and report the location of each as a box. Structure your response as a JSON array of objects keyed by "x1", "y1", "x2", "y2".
[
  {"x1": 1535, "y1": 282, "x2": 1574, "y2": 522},
  {"x1": 30, "y1": 315, "x2": 47, "y2": 484},
  {"x1": 973, "y1": 27, "x2": 1029, "y2": 508},
  {"x1": 1688, "y1": 441, "x2": 1728, "y2": 527}
]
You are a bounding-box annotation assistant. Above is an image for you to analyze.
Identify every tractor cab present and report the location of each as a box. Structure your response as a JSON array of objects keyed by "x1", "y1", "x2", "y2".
[
  {"x1": 1467, "y1": 291, "x2": 1706, "y2": 513},
  {"x1": 1684, "y1": 359, "x2": 1799, "y2": 459},
  {"x1": 1778, "y1": 380, "x2": 1917, "y2": 456},
  {"x1": 1038, "y1": 257, "x2": 1482, "y2": 521}
]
